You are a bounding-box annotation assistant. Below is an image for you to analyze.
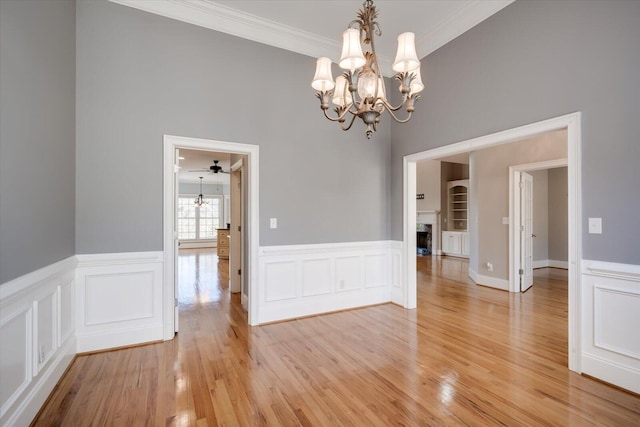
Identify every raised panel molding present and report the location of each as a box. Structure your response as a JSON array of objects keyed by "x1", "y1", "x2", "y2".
[
  {"x1": 582, "y1": 260, "x2": 640, "y2": 394},
  {"x1": 264, "y1": 261, "x2": 297, "y2": 302},
  {"x1": 335, "y1": 256, "x2": 362, "y2": 292},
  {"x1": 302, "y1": 258, "x2": 332, "y2": 297},
  {"x1": 0, "y1": 256, "x2": 76, "y2": 427},
  {"x1": 594, "y1": 286, "x2": 640, "y2": 359},
  {"x1": 76, "y1": 252, "x2": 163, "y2": 353},
  {"x1": 0, "y1": 306, "x2": 32, "y2": 420},
  {"x1": 84, "y1": 272, "x2": 154, "y2": 325},
  {"x1": 258, "y1": 241, "x2": 396, "y2": 324}
]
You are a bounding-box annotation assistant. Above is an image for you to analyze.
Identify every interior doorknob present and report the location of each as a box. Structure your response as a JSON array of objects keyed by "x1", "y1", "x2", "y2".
[{"x1": 532, "y1": 234, "x2": 537, "y2": 238}]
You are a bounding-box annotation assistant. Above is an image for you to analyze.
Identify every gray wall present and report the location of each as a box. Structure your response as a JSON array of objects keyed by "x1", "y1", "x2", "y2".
[
  {"x1": 0, "y1": 0, "x2": 76, "y2": 284},
  {"x1": 415, "y1": 160, "x2": 440, "y2": 212},
  {"x1": 391, "y1": 0, "x2": 640, "y2": 264},
  {"x1": 549, "y1": 167, "x2": 568, "y2": 262},
  {"x1": 75, "y1": 0, "x2": 391, "y2": 253}
]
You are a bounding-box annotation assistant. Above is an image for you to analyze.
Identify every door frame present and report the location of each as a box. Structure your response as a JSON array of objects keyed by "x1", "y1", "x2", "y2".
[
  {"x1": 229, "y1": 158, "x2": 243, "y2": 295},
  {"x1": 509, "y1": 158, "x2": 568, "y2": 293},
  {"x1": 163, "y1": 135, "x2": 259, "y2": 337},
  {"x1": 402, "y1": 112, "x2": 582, "y2": 372}
]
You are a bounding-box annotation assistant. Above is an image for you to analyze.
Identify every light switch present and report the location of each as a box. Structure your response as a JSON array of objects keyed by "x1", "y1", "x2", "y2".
[
  {"x1": 502, "y1": 217, "x2": 509, "y2": 225},
  {"x1": 588, "y1": 217, "x2": 602, "y2": 234},
  {"x1": 270, "y1": 218, "x2": 277, "y2": 229}
]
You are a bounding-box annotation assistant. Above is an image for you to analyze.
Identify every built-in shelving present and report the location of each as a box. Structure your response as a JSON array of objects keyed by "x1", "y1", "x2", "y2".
[{"x1": 448, "y1": 180, "x2": 468, "y2": 231}]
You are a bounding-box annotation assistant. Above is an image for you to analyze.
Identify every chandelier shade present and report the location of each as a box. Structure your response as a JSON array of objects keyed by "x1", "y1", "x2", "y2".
[
  {"x1": 339, "y1": 28, "x2": 366, "y2": 70},
  {"x1": 311, "y1": 0, "x2": 423, "y2": 138},
  {"x1": 409, "y1": 66, "x2": 424, "y2": 95},
  {"x1": 311, "y1": 57, "x2": 335, "y2": 92},
  {"x1": 332, "y1": 75, "x2": 353, "y2": 107},
  {"x1": 392, "y1": 32, "x2": 420, "y2": 73}
]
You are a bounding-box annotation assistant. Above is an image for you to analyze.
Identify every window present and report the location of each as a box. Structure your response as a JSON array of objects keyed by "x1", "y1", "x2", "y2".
[{"x1": 178, "y1": 195, "x2": 222, "y2": 240}]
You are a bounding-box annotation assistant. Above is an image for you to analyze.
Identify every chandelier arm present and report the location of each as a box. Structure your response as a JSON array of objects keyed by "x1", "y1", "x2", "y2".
[
  {"x1": 384, "y1": 107, "x2": 414, "y2": 124},
  {"x1": 322, "y1": 107, "x2": 353, "y2": 122},
  {"x1": 378, "y1": 95, "x2": 407, "y2": 112},
  {"x1": 340, "y1": 111, "x2": 359, "y2": 131}
]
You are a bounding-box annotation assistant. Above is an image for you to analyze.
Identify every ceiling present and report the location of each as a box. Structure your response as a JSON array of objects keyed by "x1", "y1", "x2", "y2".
[
  {"x1": 110, "y1": 0, "x2": 514, "y2": 76},
  {"x1": 179, "y1": 149, "x2": 231, "y2": 184}
]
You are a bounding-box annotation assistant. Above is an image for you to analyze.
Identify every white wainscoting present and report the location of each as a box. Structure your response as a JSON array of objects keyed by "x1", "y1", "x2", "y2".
[
  {"x1": 258, "y1": 241, "x2": 402, "y2": 324},
  {"x1": 0, "y1": 257, "x2": 77, "y2": 427},
  {"x1": 76, "y1": 252, "x2": 163, "y2": 353},
  {"x1": 581, "y1": 260, "x2": 640, "y2": 394}
]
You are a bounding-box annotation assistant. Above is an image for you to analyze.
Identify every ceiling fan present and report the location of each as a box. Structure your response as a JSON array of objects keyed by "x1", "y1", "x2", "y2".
[{"x1": 189, "y1": 160, "x2": 229, "y2": 174}]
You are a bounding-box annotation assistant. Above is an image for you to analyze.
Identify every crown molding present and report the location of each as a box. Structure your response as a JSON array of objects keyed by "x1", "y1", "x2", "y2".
[
  {"x1": 109, "y1": 0, "x2": 513, "y2": 77},
  {"x1": 416, "y1": 0, "x2": 515, "y2": 57},
  {"x1": 110, "y1": 1, "x2": 338, "y2": 57}
]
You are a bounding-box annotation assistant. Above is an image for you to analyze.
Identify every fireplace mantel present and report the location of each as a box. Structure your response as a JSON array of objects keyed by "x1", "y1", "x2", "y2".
[{"x1": 416, "y1": 210, "x2": 441, "y2": 255}]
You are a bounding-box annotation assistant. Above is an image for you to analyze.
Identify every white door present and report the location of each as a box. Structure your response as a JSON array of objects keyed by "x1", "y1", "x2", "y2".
[
  {"x1": 520, "y1": 172, "x2": 534, "y2": 292},
  {"x1": 230, "y1": 161, "x2": 243, "y2": 295},
  {"x1": 173, "y1": 148, "x2": 180, "y2": 332}
]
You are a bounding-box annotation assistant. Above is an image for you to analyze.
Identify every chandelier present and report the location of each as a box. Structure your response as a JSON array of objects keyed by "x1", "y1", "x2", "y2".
[
  {"x1": 311, "y1": 0, "x2": 423, "y2": 139},
  {"x1": 194, "y1": 177, "x2": 208, "y2": 207}
]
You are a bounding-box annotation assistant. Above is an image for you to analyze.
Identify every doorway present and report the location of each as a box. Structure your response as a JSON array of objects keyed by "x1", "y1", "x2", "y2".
[
  {"x1": 402, "y1": 112, "x2": 582, "y2": 372},
  {"x1": 163, "y1": 135, "x2": 259, "y2": 338},
  {"x1": 510, "y1": 160, "x2": 568, "y2": 293}
]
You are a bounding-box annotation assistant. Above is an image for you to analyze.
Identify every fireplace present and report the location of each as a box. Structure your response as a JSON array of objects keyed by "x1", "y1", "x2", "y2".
[{"x1": 417, "y1": 224, "x2": 432, "y2": 255}]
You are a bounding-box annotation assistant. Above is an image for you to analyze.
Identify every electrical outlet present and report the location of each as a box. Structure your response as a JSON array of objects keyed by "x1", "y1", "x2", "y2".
[
  {"x1": 270, "y1": 218, "x2": 277, "y2": 229},
  {"x1": 486, "y1": 262, "x2": 493, "y2": 272}
]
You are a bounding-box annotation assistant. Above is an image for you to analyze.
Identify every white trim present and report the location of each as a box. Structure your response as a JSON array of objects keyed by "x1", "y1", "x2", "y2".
[
  {"x1": 510, "y1": 158, "x2": 568, "y2": 293},
  {"x1": 0, "y1": 258, "x2": 76, "y2": 426},
  {"x1": 582, "y1": 259, "x2": 640, "y2": 282},
  {"x1": 416, "y1": 1, "x2": 515, "y2": 59},
  {"x1": 533, "y1": 259, "x2": 569, "y2": 269},
  {"x1": 75, "y1": 251, "x2": 164, "y2": 353},
  {"x1": 402, "y1": 111, "x2": 582, "y2": 373},
  {"x1": 469, "y1": 268, "x2": 509, "y2": 291},
  {"x1": 164, "y1": 135, "x2": 259, "y2": 330},
  {"x1": 257, "y1": 241, "x2": 399, "y2": 324},
  {"x1": 108, "y1": 0, "x2": 513, "y2": 77},
  {"x1": 76, "y1": 251, "x2": 163, "y2": 268},
  {"x1": 109, "y1": 0, "x2": 344, "y2": 67},
  {"x1": 1, "y1": 336, "x2": 76, "y2": 427},
  {"x1": 0, "y1": 256, "x2": 77, "y2": 301},
  {"x1": 581, "y1": 259, "x2": 640, "y2": 394}
]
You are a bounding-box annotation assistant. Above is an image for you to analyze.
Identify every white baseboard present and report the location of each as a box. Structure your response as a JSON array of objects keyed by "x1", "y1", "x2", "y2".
[
  {"x1": 0, "y1": 256, "x2": 76, "y2": 426},
  {"x1": 533, "y1": 259, "x2": 569, "y2": 269},
  {"x1": 75, "y1": 251, "x2": 164, "y2": 353},
  {"x1": 258, "y1": 241, "x2": 399, "y2": 324},
  {"x1": 581, "y1": 260, "x2": 640, "y2": 394},
  {"x1": 468, "y1": 268, "x2": 509, "y2": 291}
]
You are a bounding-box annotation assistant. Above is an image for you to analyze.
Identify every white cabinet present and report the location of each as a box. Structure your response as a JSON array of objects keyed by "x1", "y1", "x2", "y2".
[
  {"x1": 461, "y1": 232, "x2": 470, "y2": 257},
  {"x1": 442, "y1": 231, "x2": 469, "y2": 258}
]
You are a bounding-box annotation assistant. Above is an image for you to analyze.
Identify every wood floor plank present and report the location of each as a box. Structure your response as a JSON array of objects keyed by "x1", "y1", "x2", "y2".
[{"x1": 33, "y1": 250, "x2": 640, "y2": 426}]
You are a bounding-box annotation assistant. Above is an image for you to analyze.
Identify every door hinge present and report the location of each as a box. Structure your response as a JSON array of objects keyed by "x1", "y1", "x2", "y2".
[
  {"x1": 520, "y1": 225, "x2": 524, "y2": 231},
  {"x1": 519, "y1": 180, "x2": 524, "y2": 188},
  {"x1": 238, "y1": 226, "x2": 241, "y2": 232},
  {"x1": 238, "y1": 269, "x2": 241, "y2": 275},
  {"x1": 174, "y1": 298, "x2": 178, "y2": 307},
  {"x1": 518, "y1": 268, "x2": 524, "y2": 276}
]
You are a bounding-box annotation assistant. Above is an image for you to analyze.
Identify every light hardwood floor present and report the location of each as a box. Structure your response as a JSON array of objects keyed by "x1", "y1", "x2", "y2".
[{"x1": 33, "y1": 250, "x2": 640, "y2": 426}]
